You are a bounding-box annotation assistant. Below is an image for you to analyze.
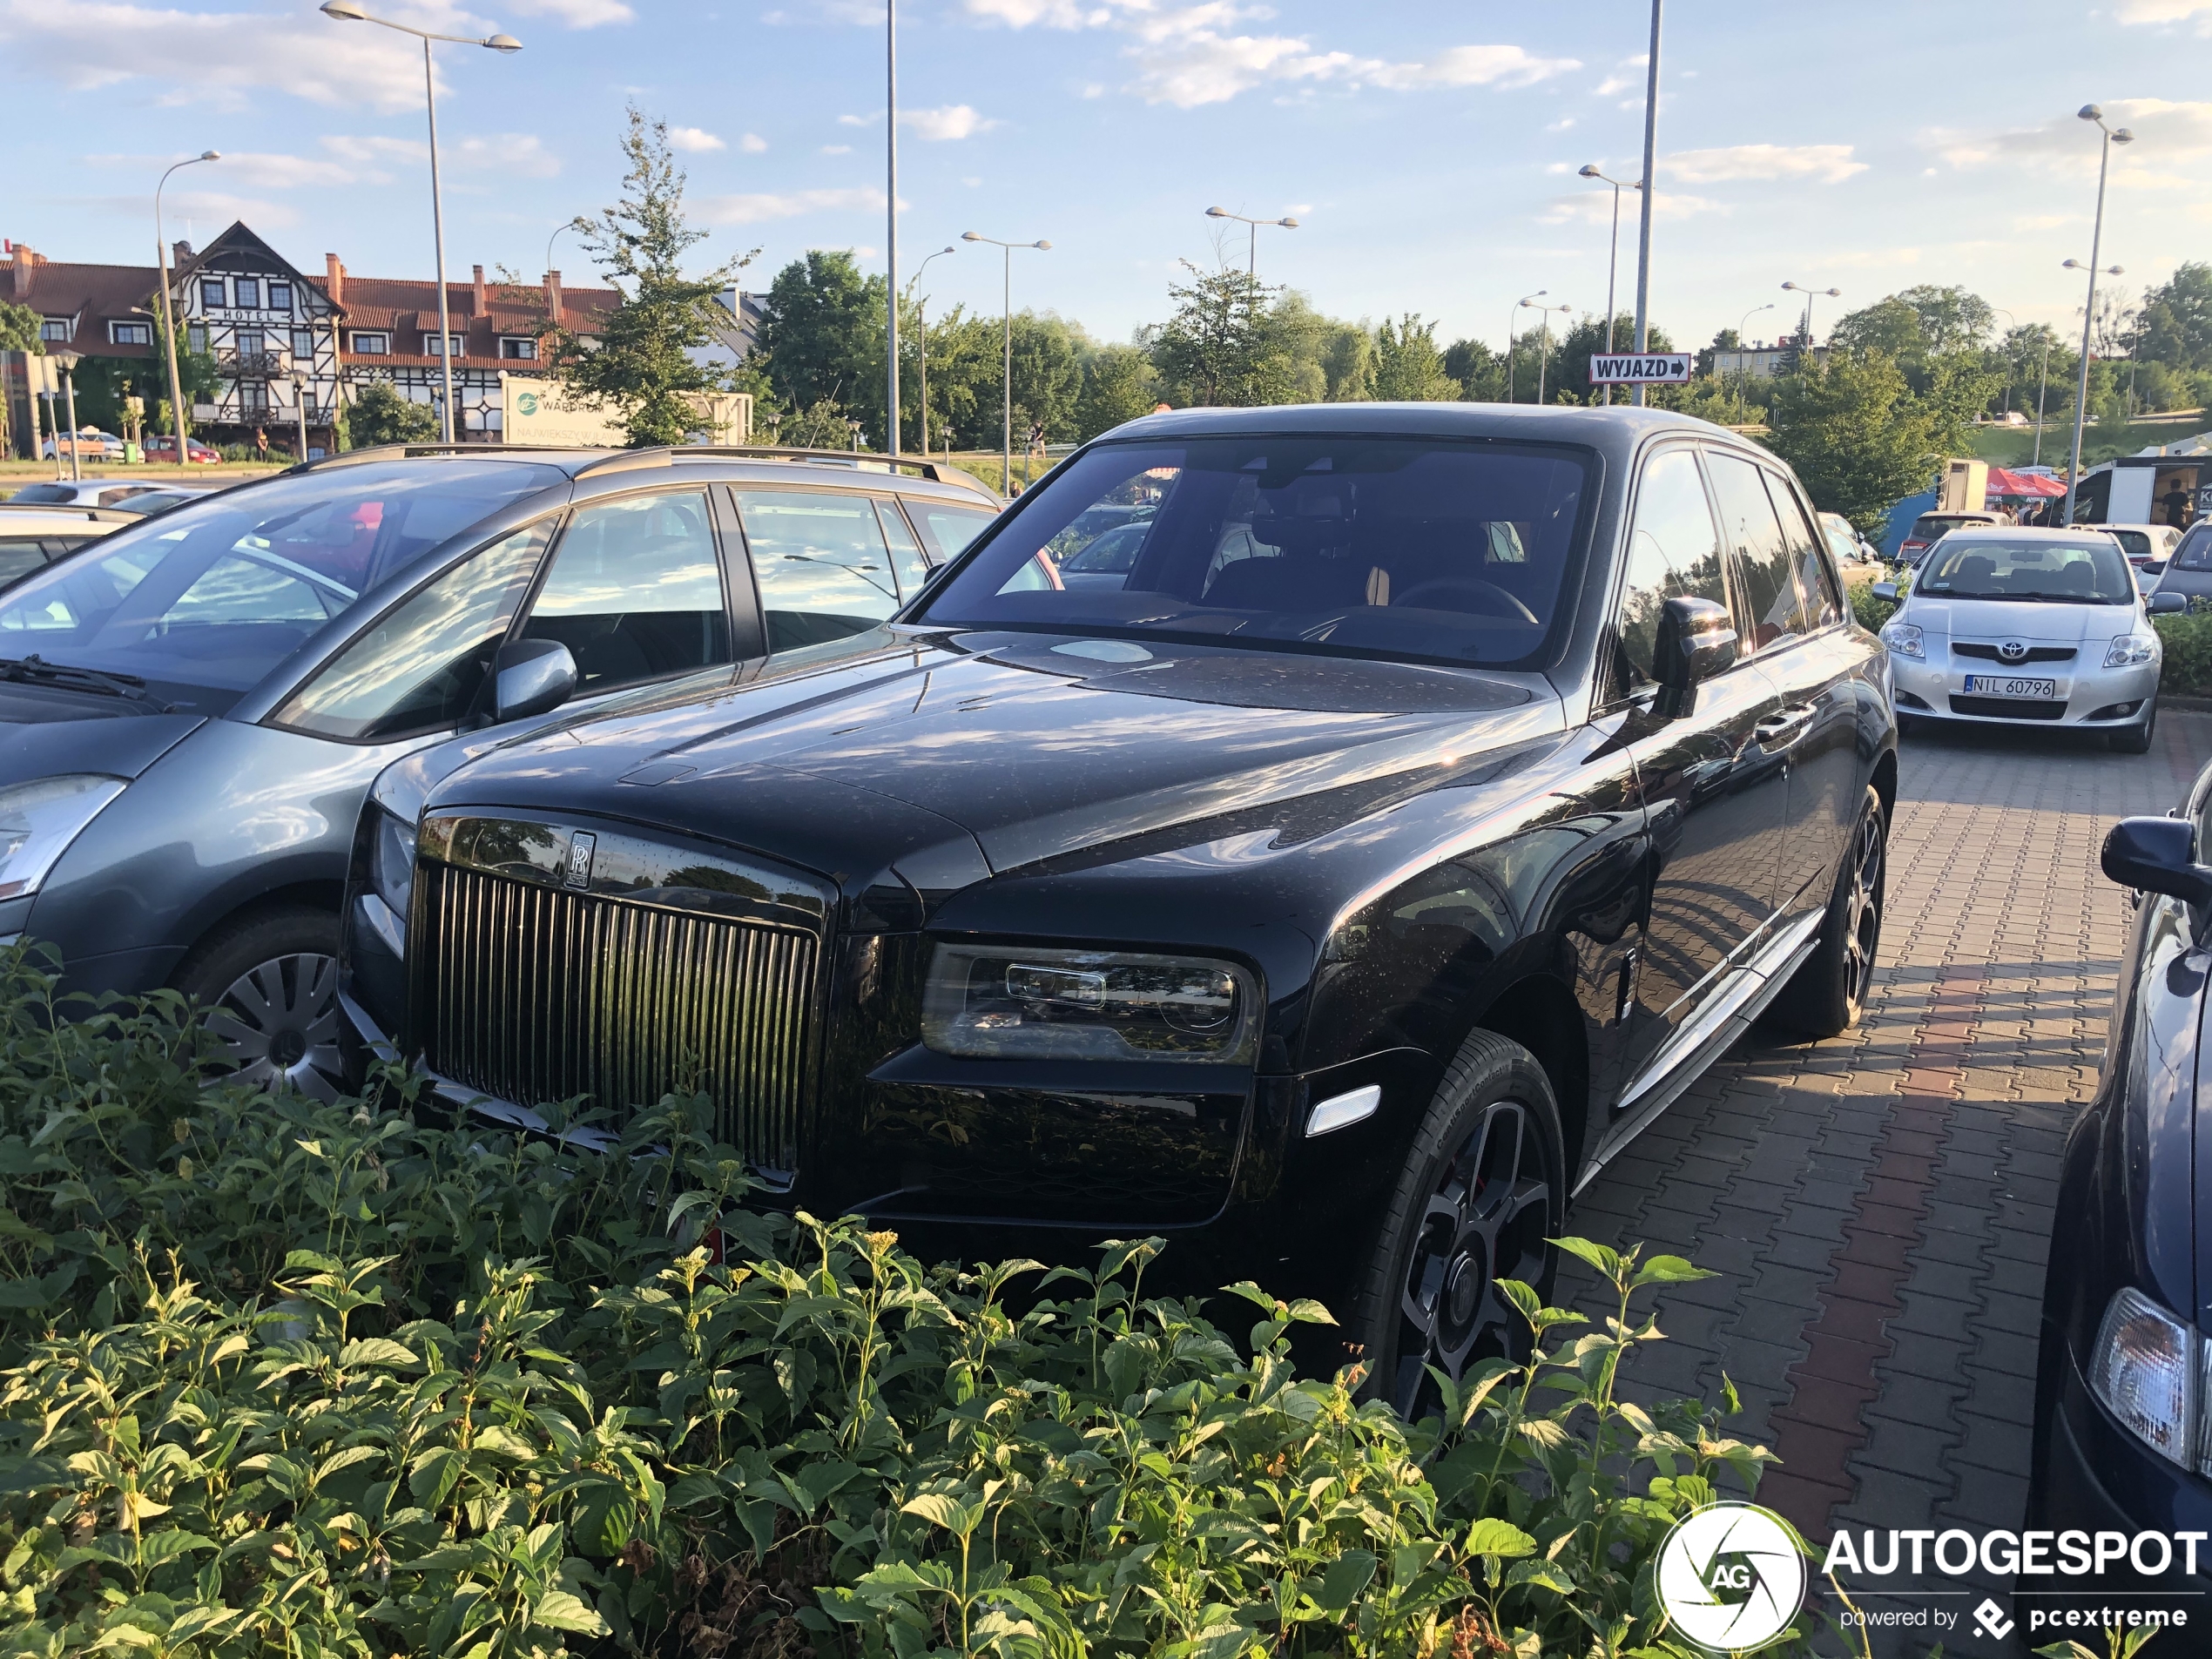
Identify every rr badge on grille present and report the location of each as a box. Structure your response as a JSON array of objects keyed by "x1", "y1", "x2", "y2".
[{"x1": 564, "y1": 831, "x2": 597, "y2": 889}]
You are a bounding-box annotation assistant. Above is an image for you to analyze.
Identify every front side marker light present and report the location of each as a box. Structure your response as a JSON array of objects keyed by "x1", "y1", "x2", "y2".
[
  {"x1": 1308, "y1": 1084, "x2": 1380, "y2": 1136},
  {"x1": 2088, "y1": 1285, "x2": 2195, "y2": 1468}
]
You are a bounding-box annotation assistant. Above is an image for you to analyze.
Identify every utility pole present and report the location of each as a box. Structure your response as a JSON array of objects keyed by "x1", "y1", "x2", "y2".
[
  {"x1": 1630, "y1": 0, "x2": 1662, "y2": 407},
  {"x1": 885, "y1": 0, "x2": 899, "y2": 455}
]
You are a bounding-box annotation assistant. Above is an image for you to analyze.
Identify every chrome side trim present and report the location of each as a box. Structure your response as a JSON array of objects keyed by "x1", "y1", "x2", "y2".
[{"x1": 1575, "y1": 908, "x2": 1824, "y2": 1197}]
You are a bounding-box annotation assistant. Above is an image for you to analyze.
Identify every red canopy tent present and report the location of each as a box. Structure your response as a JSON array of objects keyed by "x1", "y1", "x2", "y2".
[{"x1": 1985, "y1": 466, "x2": 2067, "y2": 499}]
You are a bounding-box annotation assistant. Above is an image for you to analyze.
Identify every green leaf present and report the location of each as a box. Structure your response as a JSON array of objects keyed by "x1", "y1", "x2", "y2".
[
  {"x1": 1464, "y1": 1518, "x2": 1538, "y2": 1560},
  {"x1": 1313, "y1": 1548, "x2": 1377, "y2": 1615},
  {"x1": 1550, "y1": 1236, "x2": 1621, "y2": 1278},
  {"x1": 337, "y1": 1338, "x2": 420, "y2": 1370},
  {"x1": 1629, "y1": 1254, "x2": 1714, "y2": 1288},
  {"x1": 532, "y1": 1589, "x2": 610, "y2": 1635},
  {"x1": 901, "y1": 1494, "x2": 981, "y2": 1537}
]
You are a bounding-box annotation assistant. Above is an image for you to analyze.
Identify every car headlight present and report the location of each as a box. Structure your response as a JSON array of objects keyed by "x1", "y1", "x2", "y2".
[
  {"x1": 0, "y1": 775, "x2": 128, "y2": 901},
  {"x1": 1879, "y1": 619, "x2": 1924, "y2": 658},
  {"x1": 2106, "y1": 632, "x2": 2160, "y2": 668},
  {"x1": 2087, "y1": 1286, "x2": 2195, "y2": 1467},
  {"x1": 371, "y1": 807, "x2": 417, "y2": 919},
  {"x1": 921, "y1": 944, "x2": 1260, "y2": 1063}
]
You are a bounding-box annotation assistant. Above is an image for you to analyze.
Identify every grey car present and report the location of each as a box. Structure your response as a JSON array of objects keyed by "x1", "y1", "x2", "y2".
[
  {"x1": 0, "y1": 443, "x2": 1000, "y2": 1096},
  {"x1": 2152, "y1": 519, "x2": 2212, "y2": 607}
]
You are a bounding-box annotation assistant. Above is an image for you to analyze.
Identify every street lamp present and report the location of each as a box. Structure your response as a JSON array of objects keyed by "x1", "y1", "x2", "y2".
[
  {"x1": 1736, "y1": 301, "x2": 1775, "y2": 421},
  {"x1": 1577, "y1": 165, "x2": 1641, "y2": 405},
  {"x1": 1507, "y1": 290, "x2": 1545, "y2": 403},
  {"x1": 288, "y1": 368, "x2": 310, "y2": 462},
  {"x1": 906, "y1": 244, "x2": 955, "y2": 457},
  {"x1": 1529, "y1": 301, "x2": 1573, "y2": 405},
  {"x1": 1780, "y1": 281, "x2": 1842, "y2": 364},
  {"x1": 1204, "y1": 206, "x2": 1298, "y2": 280},
  {"x1": 155, "y1": 149, "x2": 219, "y2": 469},
  {"x1": 320, "y1": 0, "x2": 522, "y2": 445},
  {"x1": 961, "y1": 231, "x2": 1050, "y2": 495},
  {"x1": 2063, "y1": 105, "x2": 2134, "y2": 522},
  {"x1": 51, "y1": 350, "x2": 84, "y2": 482}
]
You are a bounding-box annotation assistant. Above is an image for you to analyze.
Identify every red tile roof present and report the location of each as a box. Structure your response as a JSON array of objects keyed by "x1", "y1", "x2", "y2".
[
  {"x1": 4, "y1": 259, "x2": 165, "y2": 360},
  {"x1": 336, "y1": 275, "x2": 616, "y2": 368}
]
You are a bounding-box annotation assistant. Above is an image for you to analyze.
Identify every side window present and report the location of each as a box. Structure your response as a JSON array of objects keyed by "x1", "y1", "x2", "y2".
[
  {"x1": 0, "y1": 540, "x2": 47, "y2": 587},
  {"x1": 272, "y1": 523, "x2": 550, "y2": 742},
  {"x1": 876, "y1": 500, "x2": 932, "y2": 598},
  {"x1": 1612, "y1": 449, "x2": 1729, "y2": 697},
  {"x1": 914, "y1": 505, "x2": 997, "y2": 563},
  {"x1": 734, "y1": 489, "x2": 902, "y2": 653},
  {"x1": 520, "y1": 490, "x2": 731, "y2": 693},
  {"x1": 1762, "y1": 474, "x2": 1843, "y2": 629},
  {"x1": 1706, "y1": 451, "x2": 1808, "y2": 652}
]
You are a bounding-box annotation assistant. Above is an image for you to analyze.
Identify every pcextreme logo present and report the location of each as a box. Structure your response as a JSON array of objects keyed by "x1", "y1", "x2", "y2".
[{"x1": 1656, "y1": 1502, "x2": 1808, "y2": 1652}]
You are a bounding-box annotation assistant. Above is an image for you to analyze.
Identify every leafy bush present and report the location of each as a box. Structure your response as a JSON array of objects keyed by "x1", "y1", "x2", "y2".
[
  {"x1": 2155, "y1": 604, "x2": 2212, "y2": 698},
  {"x1": 0, "y1": 948, "x2": 1800, "y2": 1657},
  {"x1": 1849, "y1": 578, "x2": 1898, "y2": 634}
]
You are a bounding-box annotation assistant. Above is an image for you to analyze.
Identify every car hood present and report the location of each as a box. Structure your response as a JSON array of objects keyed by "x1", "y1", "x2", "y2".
[
  {"x1": 0, "y1": 687, "x2": 206, "y2": 786},
  {"x1": 1908, "y1": 597, "x2": 2138, "y2": 644},
  {"x1": 427, "y1": 631, "x2": 1561, "y2": 900}
]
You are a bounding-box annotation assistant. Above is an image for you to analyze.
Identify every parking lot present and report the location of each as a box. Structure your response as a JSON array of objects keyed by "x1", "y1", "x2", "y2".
[{"x1": 1558, "y1": 711, "x2": 2209, "y2": 1649}]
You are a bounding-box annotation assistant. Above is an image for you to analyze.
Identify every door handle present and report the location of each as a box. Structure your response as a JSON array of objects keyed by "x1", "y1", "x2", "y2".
[{"x1": 1755, "y1": 704, "x2": 1816, "y2": 743}]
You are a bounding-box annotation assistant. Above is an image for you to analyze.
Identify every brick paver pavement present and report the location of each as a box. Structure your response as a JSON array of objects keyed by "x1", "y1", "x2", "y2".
[{"x1": 1558, "y1": 710, "x2": 2211, "y2": 1656}]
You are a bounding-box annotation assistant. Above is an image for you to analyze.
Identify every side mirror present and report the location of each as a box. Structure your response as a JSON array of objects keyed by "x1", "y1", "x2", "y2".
[
  {"x1": 2149, "y1": 591, "x2": 2187, "y2": 615},
  {"x1": 1650, "y1": 596, "x2": 1737, "y2": 718},
  {"x1": 1871, "y1": 582, "x2": 1898, "y2": 603},
  {"x1": 2102, "y1": 816, "x2": 2212, "y2": 907},
  {"x1": 492, "y1": 638, "x2": 578, "y2": 724}
]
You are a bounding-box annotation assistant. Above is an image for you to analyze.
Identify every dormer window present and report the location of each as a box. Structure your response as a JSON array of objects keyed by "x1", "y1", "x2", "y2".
[
  {"x1": 109, "y1": 320, "x2": 152, "y2": 346},
  {"x1": 350, "y1": 332, "x2": 389, "y2": 354},
  {"x1": 423, "y1": 334, "x2": 467, "y2": 357},
  {"x1": 39, "y1": 318, "x2": 71, "y2": 343},
  {"x1": 499, "y1": 336, "x2": 538, "y2": 360},
  {"x1": 234, "y1": 277, "x2": 261, "y2": 308}
]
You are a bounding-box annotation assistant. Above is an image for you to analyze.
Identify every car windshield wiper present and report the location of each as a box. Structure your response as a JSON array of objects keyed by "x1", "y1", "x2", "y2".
[{"x1": 0, "y1": 655, "x2": 174, "y2": 710}]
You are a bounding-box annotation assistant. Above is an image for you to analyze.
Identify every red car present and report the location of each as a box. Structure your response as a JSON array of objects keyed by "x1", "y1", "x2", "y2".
[{"x1": 142, "y1": 436, "x2": 221, "y2": 464}]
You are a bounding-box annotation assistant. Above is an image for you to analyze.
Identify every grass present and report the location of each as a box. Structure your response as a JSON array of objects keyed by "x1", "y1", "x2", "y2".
[
  {"x1": 1966, "y1": 410, "x2": 2207, "y2": 469},
  {"x1": 0, "y1": 458, "x2": 286, "y2": 501}
]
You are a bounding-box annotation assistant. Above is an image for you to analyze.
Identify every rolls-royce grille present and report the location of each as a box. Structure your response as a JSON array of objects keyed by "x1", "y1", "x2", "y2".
[{"x1": 414, "y1": 864, "x2": 819, "y2": 1170}]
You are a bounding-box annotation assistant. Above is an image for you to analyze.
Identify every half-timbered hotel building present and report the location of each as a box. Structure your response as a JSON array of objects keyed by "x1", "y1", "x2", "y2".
[{"x1": 3, "y1": 220, "x2": 621, "y2": 455}]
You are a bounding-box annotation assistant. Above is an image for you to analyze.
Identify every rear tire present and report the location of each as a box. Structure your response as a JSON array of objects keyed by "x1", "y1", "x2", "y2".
[
  {"x1": 1770, "y1": 785, "x2": 1887, "y2": 1039},
  {"x1": 1352, "y1": 1028, "x2": 1565, "y2": 1425},
  {"x1": 172, "y1": 907, "x2": 346, "y2": 1102},
  {"x1": 2108, "y1": 700, "x2": 2157, "y2": 755}
]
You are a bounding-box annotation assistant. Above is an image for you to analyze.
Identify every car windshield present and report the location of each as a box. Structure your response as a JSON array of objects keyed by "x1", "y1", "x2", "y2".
[
  {"x1": 1916, "y1": 538, "x2": 2134, "y2": 605},
  {"x1": 917, "y1": 435, "x2": 1593, "y2": 668},
  {"x1": 0, "y1": 459, "x2": 564, "y2": 703},
  {"x1": 2109, "y1": 529, "x2": 2153, "y2": 560}
]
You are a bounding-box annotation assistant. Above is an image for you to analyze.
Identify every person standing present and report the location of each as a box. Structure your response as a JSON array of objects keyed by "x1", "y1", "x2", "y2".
[{"x1": 2159, "y1": 481, "x2": 2192, "y2": 528}]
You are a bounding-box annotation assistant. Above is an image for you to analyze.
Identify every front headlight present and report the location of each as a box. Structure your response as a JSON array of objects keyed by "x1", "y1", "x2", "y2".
[
  {"x1": 2087, "y1": 1286, "x2": 2195, "y2": 1467},
  {"x1": 2106, "y1": 632, "x2": 2160, "y2": 668},
  {"x1": 921, "y1": 943, "x2": 1260, "y2": 1063},
  {"x1": 0, "y1": 775, "x2": 128, "y2": 900},
  {"x1": 1879, "y1": 619, "x2": 1924, "y2": 658},
  {"x1": 371, "y1": 807, "x2": 417, "y2": 919}
]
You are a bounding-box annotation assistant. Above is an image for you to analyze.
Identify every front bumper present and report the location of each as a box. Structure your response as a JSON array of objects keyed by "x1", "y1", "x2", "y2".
[{"x1": 1890, "y1": 649, "x2": 2158, "y2": 729}]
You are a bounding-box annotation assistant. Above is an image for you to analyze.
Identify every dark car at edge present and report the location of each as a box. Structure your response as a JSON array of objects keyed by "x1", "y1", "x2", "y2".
[{"x1": 342, "y1": 404, "x2": 1898, "y2": 1412}]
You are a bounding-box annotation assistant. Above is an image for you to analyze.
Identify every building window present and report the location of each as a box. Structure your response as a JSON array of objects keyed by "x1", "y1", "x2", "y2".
[
  {"x1": 268, "y1": 281, "x2": 292, "y2": 313},
  {"x1": 187, "y1": 324, "x2": 207, "y2": 354},
  {"x1": 39, "y1": 319, "x2": 71, "y2": 343},
  {"x1": 109, "y1": 321, "x2": 152, "y2": 346},
  {"x1": 200, "y1": 279, "x2": 226, "y2": 309},
  {"x1": 423, "y1": 334, "x2": 467, "y2": 358},
  {"x1": 499, "y1": 336, "x2": 538, "y2": 360},
  {"x1": 351, "y1": 332, "x2": 389, "y2": 354},
  {"x1": 239, "y1": 381, "x2": 268, "y2": 416},
  {"x1": 292, "y1": 328, "x2": 314, "y2": 359},
  {"x1": 236, "y1": 277, "x2": 262, "y2": 308}
]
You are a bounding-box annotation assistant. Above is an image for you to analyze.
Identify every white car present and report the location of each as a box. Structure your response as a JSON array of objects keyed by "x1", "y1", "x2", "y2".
[
  {"x1": 1873, "y1": 525, "x2": 2177, "y2": 754},
  {"x1": 2096, "y1": 521, "x2": 2183, "y2": 576}
]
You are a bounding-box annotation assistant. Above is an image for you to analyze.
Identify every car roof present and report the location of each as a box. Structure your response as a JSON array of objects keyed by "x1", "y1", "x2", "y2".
[
  {"x1": 1935, "y1": 524, "x2": 2117, "y2": 542},
  {"x1": 0, "y1": 507, "x2": 128, "y2": 532},
  {"x1": 1103, "y1": 401, "x2": 1733, "y2": 448}
]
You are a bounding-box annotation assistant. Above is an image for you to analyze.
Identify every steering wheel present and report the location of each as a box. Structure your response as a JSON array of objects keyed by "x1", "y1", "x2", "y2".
[{"x1": 1388, "y1": 577, "x2": 1540, "y2": 624}]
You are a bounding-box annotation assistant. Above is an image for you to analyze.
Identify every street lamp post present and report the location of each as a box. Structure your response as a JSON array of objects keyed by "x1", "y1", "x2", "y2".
[
  {"x1": 886, "y1": 0, "x2": 900, "y2": 455},
  {"x1": 289, "y1": 369, "x2": 310, "y2": 461},
  {"x1": 52, "y1": 350, "x2": 84, "y2": 482},
  {"x1": 906, "y1": 244, "x2": 955, "y2": 456},
  {"x1": 1531, "y1": 302, "x2": 1573, "y2": 404},
  {"x1": 2033, "y1": 334, "x2": 2053, "y2": 468},
  {"x1": 1204, "y1": 206, "x2": 1298, "y2": 280},
  {"x1": 1779, "y1": 281, "x2": 1842, "y2": 365},
  {"x1": 961, "y1": 232, "x2": 1050, "y2": 495},
  {"x1": 320, "y1": 1, "x2": 521, "y2": 445},
  {"x1": 1577, "y1": 165, "x2": 1641, "y2": 405},
  {"x1": 1630, "y1": 0, "x2": 1663, "y2": 407},
  {"x1": 1507, "y1": 291, "x2": 1545, "y2": 402},
  {"x1": 155, "y1": 150, "x2": 219, "y2": 469},
  {"x1": 1736, "y1": 301, "x2": 1775, "y2": 421},
  {"x1": 2063, "y1": 254, "x2": 2127, "y2": 515}
]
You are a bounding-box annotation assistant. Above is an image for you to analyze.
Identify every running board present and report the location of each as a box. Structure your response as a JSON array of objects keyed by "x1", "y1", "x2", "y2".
[{"x1": 1574, "y1": 910, "x2": 1824, "y2": 1197}]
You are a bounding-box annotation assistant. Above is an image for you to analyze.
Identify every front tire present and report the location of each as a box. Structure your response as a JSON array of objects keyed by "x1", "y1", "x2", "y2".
[
  {"x1": 2108, "y1": 699, "x2": 2157, "y2": 754},
  {"x1": 1771, "y1": 785, "x2": 1887, "y2": 1038},
  {"x1": 1352, "y1": 1028, "x2": 1565, "y2": 1424},
  {"x1": 172, "y1": 907, "x2": 347, "y2": 1102}
]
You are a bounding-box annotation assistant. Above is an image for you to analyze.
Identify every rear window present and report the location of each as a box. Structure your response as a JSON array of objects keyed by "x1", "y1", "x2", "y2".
[
  {"x1": 2110, "y1": 529, "x2": 2153, "y2": 559},
  {"x1": 7, "y1": 485, "x2": 77, "y2": 505}
]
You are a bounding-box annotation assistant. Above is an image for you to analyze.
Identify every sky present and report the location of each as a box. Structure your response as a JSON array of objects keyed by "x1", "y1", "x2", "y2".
[{"x1": 3, "y1": 0, "x2": 2209, "y2": 358}]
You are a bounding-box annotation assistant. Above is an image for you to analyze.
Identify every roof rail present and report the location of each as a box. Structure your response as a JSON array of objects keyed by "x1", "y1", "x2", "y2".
[
  {"x1": 287, "y1": 441, "x2": 607, "y2": 475},
  {"x1": 575, "y1": 443, "x2": 1003, "y2": 502}
]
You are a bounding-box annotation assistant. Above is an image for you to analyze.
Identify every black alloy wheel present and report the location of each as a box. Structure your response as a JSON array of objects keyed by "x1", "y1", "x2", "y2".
[
  {"x1": 172, "y1": 907, "x2": 348, "y2": 1101},
  {"x1": 1772, "y1": 785, "x2": 1886, "y2": 1038},
  {"x1": 1356, "y1": 1029, "x2": 1564, "y2": 1424}
]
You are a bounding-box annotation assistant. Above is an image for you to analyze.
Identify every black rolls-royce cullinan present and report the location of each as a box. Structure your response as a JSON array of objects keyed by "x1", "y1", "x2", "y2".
[{"x1": 339, "y1": 405, "x2": 1897, "y2": 1414}]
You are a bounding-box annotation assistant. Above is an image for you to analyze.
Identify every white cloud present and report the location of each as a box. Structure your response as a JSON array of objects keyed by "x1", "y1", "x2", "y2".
[
  {"x1": 86, "y1": 147, "x2": 375, "y2": 187},
  {"x1": 1540, "y1": 189, "x2": 1722, "y2": 226},
  {"x1": 1665, "y1": 143, "x2": 1866, "y2": 185},
  {"x1": 740, "y1": 132, "x2": 769, "y2": 152},
  {"x1": 504, "y1": 0, "x2": 633, "y2": 22},
  {"x1": 1546, "y1": 116, "x2": 1576, "y2": 132},
  {"x1": 907, "y1": 103, "x2": 997, "y2": 139},
  {"x1": 822, "y1": 143, "x2": 853, "y2": 154},
  {"x1": 698, "y1": 185, "x2": 887, "y2": 223},
  {"x1": 319, "y1": 131, "x2": 559, "y2": 178},
  {"x1": 1287, "y1": 202, "x2": 1312, "y2": 214},
  {"x1": 668, "y1": 125, "x2": 726, "y2": 152},
  {"x1": 1925, "y1": 98, "x2": 2212, "y2": 185},
  {"x1": 1592, "y1": 55, "x2": 1647, "y2": 97},
  {"x1": 150, "y1": 188, "x2": 300, "y2": 228},
  {"x1": 964, "y1": 0, "x2": 1109, "y2": 24},
  {"x1": 1366, "y1": 44, "x2": 1581, "y2": 91},
  {"x1": 2118, "y1": 0, "x2": 2212, "y2": 28}
]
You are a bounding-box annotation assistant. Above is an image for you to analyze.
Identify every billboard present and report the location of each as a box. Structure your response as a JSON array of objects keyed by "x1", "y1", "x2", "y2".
[
  {"x1": 1588, "y1": 353, "x2": 1694, "y2": 385},
  {"x1": 499, "y1": 375, "x2": 754, "y2": 448}
]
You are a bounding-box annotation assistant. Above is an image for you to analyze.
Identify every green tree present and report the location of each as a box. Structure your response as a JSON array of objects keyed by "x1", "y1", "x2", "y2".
[
  {"x1": 751, "y1": 250, "x2": 886, "y2": 443},
  {"x1": 1893, "y1": 284, "x2": 1993, "y2": 354},
  {"x1": 347, "y1": 379, "x2": 439, "y2": 446},
  {"x1": 1150, "y1": 262, "x2": 1293, "y2": 408},
  {"x1": 545, "y1": 106, "x2": 755, "y2": 448},
  {"x1": 1443, "y1": 338, "x2": 1504, "y2": 402},
  {"x1": 2133, "y1": 262, "x2": 2212, "y2": 372},
  {"x1": 1761, "y1": 351, "x2": 1942, "y2": 535},
  {"x1": 0, "y1": 300, "x2": 38, "y2": 353},
  {"x1": 1370, "y1": 314, "x2": 1458, "y2": 401},
  {"x1": 1008, "y1": 312, "x2": 1086, "y2": 443},
  {"x1": 1076, "y1": 342, "x2": 1157, "y2": 437},
  {"x1": 1829, "y1": 296, "x2": 1926, "y2": 372}
]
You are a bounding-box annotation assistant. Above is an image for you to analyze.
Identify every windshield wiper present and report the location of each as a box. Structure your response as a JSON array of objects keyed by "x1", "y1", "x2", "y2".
[{"x1": 0, "y1": 655, "x2": 174, "y2": 711}]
